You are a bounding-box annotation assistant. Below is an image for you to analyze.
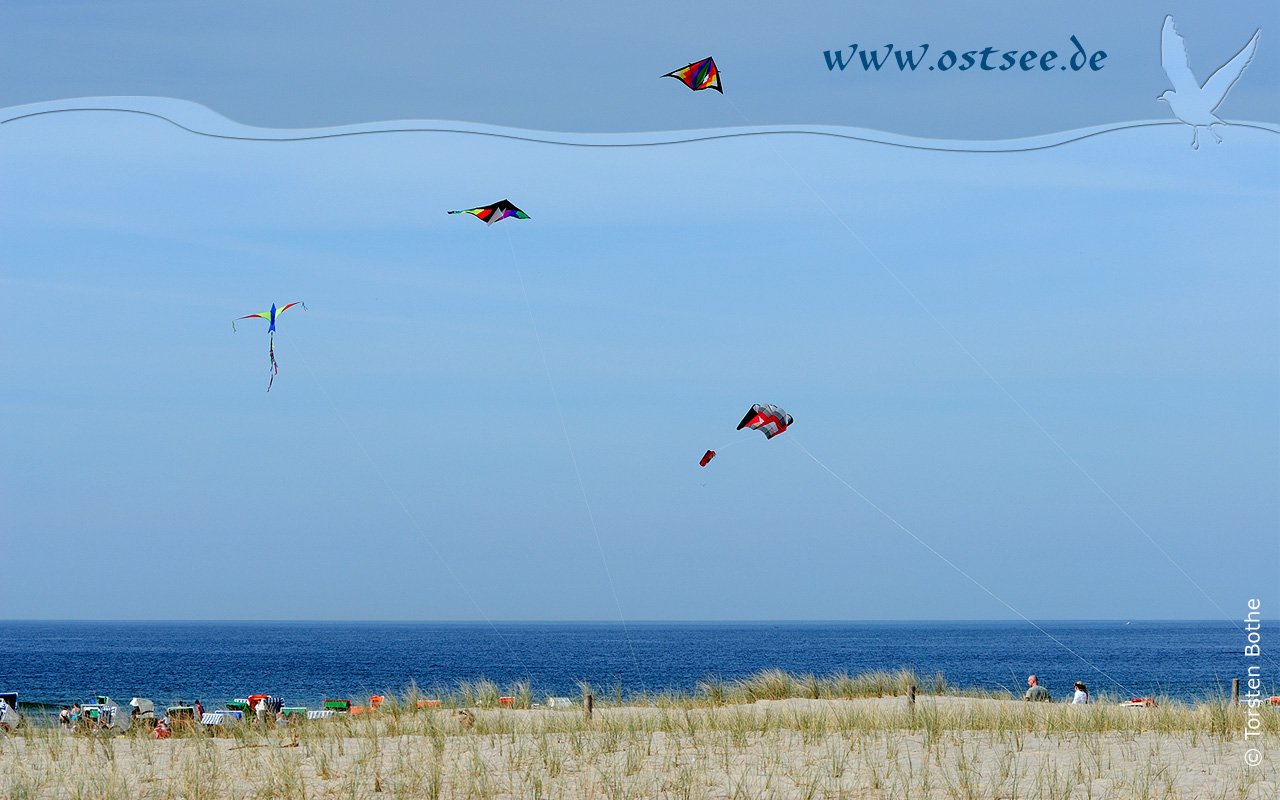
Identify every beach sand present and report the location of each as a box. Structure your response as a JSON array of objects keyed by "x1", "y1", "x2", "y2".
[{"x1": 3, "y1": 697, "x2": 1276, "y2": 798}]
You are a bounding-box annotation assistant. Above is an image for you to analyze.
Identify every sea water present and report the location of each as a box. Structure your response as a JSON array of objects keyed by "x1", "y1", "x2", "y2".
[{"x1": 0, "y1": 620, "x2": 1266, "y2": 710}]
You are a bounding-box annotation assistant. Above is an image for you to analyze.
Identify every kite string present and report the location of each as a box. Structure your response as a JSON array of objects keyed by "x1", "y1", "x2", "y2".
[
  {"x1": 720, "y1": 94, "x2": 1273, "y2": 666},
  {"x1": 786, "y1": 435, "x2": 1134, "y2": 697},
  {"x1": 502, "y1": 225, "x2": 648, "y2": 692},
  {"x1": 702, "y1": 434, "x2": 753, "y2": 460},
  {"x1": 280, "y1": 329, "x2": 533, "y2": 679}
]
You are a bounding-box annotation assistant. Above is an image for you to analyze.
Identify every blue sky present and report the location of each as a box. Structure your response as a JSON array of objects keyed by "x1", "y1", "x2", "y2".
[
  {"x1": 0, "y1": 3, "x2": 1276, "y2": 621},
  {"x1": 1, "y1": 1, "x2": 1276, "y2": 136}
]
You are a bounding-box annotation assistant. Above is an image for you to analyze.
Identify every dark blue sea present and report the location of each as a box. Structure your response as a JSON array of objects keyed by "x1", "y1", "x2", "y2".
[{"x1": 0, "y1": 620, "x2": 1269, "y2": 711}]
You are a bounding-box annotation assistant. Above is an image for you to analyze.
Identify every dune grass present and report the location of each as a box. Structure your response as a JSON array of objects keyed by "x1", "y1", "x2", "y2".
[{"x1": 3, "y1": 670, "x2": 1277, "y2": 799}]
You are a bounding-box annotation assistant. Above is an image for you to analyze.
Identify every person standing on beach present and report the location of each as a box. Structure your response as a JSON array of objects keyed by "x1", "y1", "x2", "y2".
[
  {"x1": 194, "y1": 699, "x2": 204, "y2": 720},
  {"x1": 1071, "y1": 681, "x2": 1089, "y2": 704},
  {"x1": 1024, "y1": 674, "x2": 1052, "y2": 701}
]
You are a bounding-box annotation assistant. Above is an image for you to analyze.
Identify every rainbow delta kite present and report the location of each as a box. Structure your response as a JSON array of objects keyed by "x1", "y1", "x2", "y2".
[
  {"x1": 663, "y1": 57, "x2": 722, "y2": 93},
  {"x1": 447, "y1": 200, "x2": 530, "y2": 225},
  {"x1": 232, "y1": 302, "x2": 306, "y2": 392}
]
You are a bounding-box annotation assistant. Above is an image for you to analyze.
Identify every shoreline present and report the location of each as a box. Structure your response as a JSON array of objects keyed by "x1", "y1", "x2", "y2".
[{"x1": 14, "y1": 666, "x2": 1265, "y2": 724}]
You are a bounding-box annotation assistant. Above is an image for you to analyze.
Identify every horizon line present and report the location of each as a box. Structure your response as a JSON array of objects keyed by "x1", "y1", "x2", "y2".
[{"x1": 0, "y1": 618, "x2": 1248, "y2": 624}]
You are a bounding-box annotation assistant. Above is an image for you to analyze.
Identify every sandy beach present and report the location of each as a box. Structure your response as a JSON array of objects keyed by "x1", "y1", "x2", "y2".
[{"x1": 4, "y1": 695, "x2": 1276, "y2": 799}]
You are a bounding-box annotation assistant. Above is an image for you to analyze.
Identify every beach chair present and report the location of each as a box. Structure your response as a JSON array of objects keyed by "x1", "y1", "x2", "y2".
[
  {"x1": 200, "y1": 710, "x2": 243, "y2": 729},
  {"x1": 0, "y1": 694, "x2": 17, "y2": 731},
  {"x1": 167, "y1": 706, "x2": 197, "y2": 729}
]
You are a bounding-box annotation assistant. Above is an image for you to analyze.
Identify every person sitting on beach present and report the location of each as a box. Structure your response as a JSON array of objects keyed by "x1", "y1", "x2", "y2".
[
  {"x1": 1071, "y1": 681, "x2": 1089, "y2": 704},
  {"x1": 1024, "y1": 674, "x2": 1052, "y2": 702}
]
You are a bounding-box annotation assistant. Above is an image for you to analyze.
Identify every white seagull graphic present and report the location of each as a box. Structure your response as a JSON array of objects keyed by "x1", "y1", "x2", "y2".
[{"x1": 1159, "y1": 15, "x2": 1260, "y2": 149}]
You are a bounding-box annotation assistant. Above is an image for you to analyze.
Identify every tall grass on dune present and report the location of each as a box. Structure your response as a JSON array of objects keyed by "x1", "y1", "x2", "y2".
[{"x1": 3, "y1": 670, "x2": 1277, "y2": 799}]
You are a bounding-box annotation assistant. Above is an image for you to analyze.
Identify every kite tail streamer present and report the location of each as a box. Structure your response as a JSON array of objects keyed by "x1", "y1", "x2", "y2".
[{"x1": 268, "y1": 333, "x2": 278, "y2": 392}]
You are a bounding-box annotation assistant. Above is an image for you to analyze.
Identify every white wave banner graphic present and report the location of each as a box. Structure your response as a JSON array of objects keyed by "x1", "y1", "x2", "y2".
[{"x1": 2, "y1": 97, "x2": 1278, "y2": 152}]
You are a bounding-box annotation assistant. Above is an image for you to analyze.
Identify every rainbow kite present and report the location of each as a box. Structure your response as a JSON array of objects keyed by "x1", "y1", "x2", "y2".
[
  {"x1": 232, "y1": 302, "x2": 306, "y2": 392},
  {"x1": 447, "y1": 200, "x2": 530, "y2": 225},
  {"x1": 663, "y1": 57, "x2": 722, "y2": 93}
]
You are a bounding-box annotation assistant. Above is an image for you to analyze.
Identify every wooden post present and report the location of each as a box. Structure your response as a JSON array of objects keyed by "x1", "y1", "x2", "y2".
[
  {"x1": 584, "y1": 692, "x2": 593, "y2": 722},
  {"x1": 1232, "y1": 678, "x2": 1240, "y2": 704},
  {"x1": 908, "y1": 685, "x2": 916, "y2": 710}
]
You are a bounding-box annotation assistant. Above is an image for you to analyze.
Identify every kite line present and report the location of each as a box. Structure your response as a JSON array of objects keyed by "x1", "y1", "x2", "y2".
[
  {"x1": 8, "y1": 96, "x2": 1266, "y2": 666},
  {"x1": 719, "y1": 92, "x2": 1273, "y2": 668},
  {"x1": 787, "y1": 436, "x2": 1134, "y2": 696},
  {"x1": 281, "y1": 328, "x2": 533, "y2": 678},
  {"x1": 501, "y1": 225, "x2": 648, "y2": 691}
]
